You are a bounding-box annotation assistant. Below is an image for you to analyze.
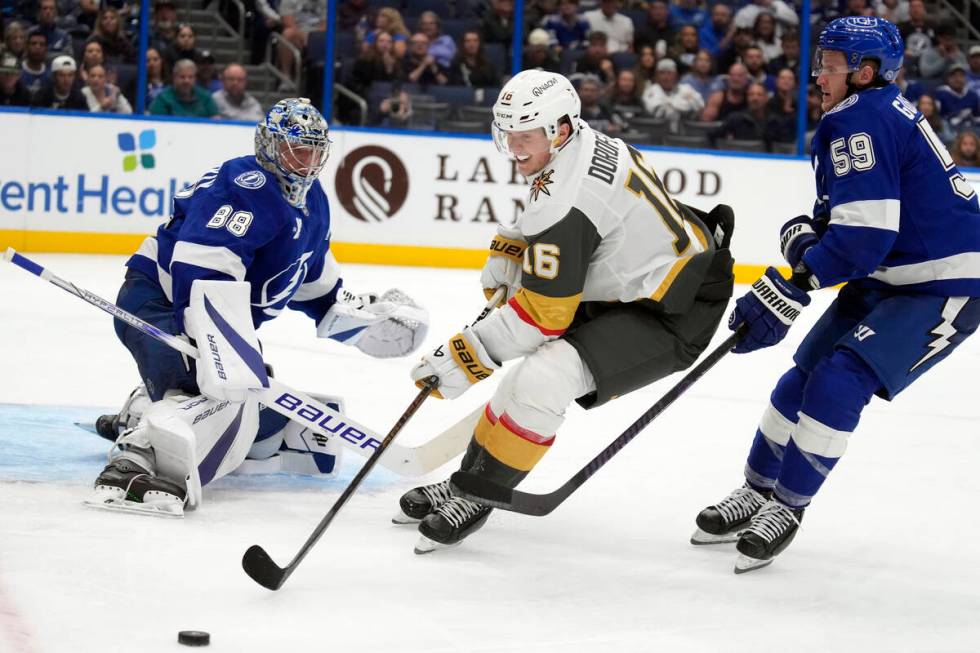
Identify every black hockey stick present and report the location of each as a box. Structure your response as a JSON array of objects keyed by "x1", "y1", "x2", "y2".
[
  {"x1": 451, "y1": 327, "x2": 746, "y2": 516},
  {"x1": 243, "y1": 379, "x2": 435, "y2": 590},
  {"x1": 243, "y1": 288, "x2": 505, "y2": 590}
]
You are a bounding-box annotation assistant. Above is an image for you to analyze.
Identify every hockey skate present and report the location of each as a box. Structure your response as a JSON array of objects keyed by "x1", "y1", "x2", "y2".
[
  {"x1": 84, "y1": 457, "x2": 187, "y2": 518},
  {"x1": 691, "y1": 485, "x2": 771, "y2": 545},
  {"x1": 733, "y1": 499, "x2": 804, "y2": 574},
  {"x1": 392, "y1": 478, "x2": 454, "y2": 524},
  {"x1": 414, "y1": 496, "x2": 492, "y2": 554}
]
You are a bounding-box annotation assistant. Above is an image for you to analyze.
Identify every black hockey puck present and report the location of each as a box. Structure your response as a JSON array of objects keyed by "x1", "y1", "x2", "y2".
[{"x1": 178, "y1": 631, "x2": 210, "y2": 646}]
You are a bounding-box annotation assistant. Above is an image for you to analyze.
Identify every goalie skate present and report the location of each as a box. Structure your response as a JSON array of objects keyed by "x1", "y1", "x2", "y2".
[{"x1": 84, "y1": 458, "x2": 187, "y2": 518}]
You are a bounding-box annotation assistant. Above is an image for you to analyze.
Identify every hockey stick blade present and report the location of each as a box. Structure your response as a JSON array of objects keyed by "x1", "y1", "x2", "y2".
[
  {"x1": 452, "y1": 328, "x2": 745, "y2": 516},
  {"x1": 242, "y1": 545, "x2": 288, "y2": 591}
]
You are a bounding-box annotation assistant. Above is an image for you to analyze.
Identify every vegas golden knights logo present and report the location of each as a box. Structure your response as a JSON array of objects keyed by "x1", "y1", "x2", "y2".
[{"x1": 529, "y1": 169, "x2": 555, "y2": 201}]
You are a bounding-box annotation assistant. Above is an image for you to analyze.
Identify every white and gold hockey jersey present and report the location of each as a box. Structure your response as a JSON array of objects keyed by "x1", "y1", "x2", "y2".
[{"x1": 473, "y1": 122, "x2": 732, "y2": 363}]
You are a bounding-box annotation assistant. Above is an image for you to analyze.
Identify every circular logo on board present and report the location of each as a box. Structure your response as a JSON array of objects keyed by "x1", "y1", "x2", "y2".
[
  {"x1": 234, "y1": 170, "x2": 267, "y2": 189},
  {"x1": 334, "y1": 145, "x2": 409, "y2": 222}
]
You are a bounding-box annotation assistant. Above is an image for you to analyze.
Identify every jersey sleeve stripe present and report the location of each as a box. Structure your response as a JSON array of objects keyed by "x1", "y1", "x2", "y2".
[
  {"x1": 869, "y1": 251, "x2": 980, "y2": 285},
  {"x1": 649, "y1": 255, "x2": 693, "y2": 302},
  {"x1": 508, "y1": 289, "x2": 581, "y2": 335},
  {"x1": 291, "y1": 250, "x2": 341, "y2": 302},
  {"x1": 170, "y1": 241, "x2": 247, "y2": 281},
  {"x1": 830, "y1": 199, "x2": 900, "y2": 232}
]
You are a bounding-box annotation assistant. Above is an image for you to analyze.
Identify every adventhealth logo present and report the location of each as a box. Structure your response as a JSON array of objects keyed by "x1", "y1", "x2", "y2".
[{"x1": 117, "y1": 129, "x2": 157, "y2": 172}]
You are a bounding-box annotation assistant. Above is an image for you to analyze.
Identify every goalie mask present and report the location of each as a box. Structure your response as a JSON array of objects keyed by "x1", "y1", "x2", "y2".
[{"x1": 255, "y1": 98, "x2": 331, "y2": 209}]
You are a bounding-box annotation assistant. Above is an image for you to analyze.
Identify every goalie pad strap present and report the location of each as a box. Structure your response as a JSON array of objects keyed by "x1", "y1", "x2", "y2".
[{"x1": 489, "y1": 235, "x2": 526, "y2": 265}]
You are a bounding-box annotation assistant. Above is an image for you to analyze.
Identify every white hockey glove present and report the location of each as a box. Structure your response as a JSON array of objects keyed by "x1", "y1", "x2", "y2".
[
  {"x1": 410, "y1": 327, "x2": 499, "y2": 399},
  {"x1": 183, "y1": 280, "x2": 269, "y2": 403},
  {"x1": 481, "y1": 226, "x2": 526, "y2": 306},
  {"x1": 317, "y1": 287, "x2": 429, "y2": 358}
]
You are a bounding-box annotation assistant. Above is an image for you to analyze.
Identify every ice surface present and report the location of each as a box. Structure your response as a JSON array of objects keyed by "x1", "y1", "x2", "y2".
[{"x1": 1, "y1": 255, "x2": 978, "y2": 653}]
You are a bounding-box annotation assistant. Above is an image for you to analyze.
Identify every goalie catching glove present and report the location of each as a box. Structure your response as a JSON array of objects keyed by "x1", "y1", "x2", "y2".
[
  {"x1": 318, "y1": 287, "x2": 429, "y2": 358},
  {"x1": 481, "y1": 225, "x2": 526, "y2": 306},
  {"x1": 411, "y1": 327, "x2": 499, "y2": 399}
]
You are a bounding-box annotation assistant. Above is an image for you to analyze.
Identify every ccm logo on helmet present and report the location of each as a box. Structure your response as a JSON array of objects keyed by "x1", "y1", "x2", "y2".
[{"x1": 532, "y1": 78, "x2": 559, "y2": 96}]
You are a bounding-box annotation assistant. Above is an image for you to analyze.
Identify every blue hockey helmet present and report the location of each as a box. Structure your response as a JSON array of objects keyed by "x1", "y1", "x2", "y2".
[
  {"x1": 255, "y1": 98, "x2": 331, "y2": 209},
  {"x1": 813, "y1": 16, "x2": 904, "y2": 82}
]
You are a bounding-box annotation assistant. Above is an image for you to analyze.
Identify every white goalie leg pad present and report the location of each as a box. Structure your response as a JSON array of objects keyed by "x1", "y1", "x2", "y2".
[
  {"x1": 184, "y1": 279, "x2": 269, "y2": 403},
  {"x1": 119, "y1": 393, "x2": 260, "y2": 508},
  {"x1": 489, "y1": 339, "x2": 596, "y2": 436},
  {"x1": 317, "y1": 288, "x2": 429, "y2": 358},
  {"x1": 240, "y1": 393, "x2": 343, "y2": 476}
]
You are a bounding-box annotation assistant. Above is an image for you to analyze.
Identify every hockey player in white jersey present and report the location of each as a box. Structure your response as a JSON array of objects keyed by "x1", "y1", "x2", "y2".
[
  {"x1": 693, "y1": 17, "x2": 980, "y2": 573},
  {"x1": 394, "y1": 70, "x2": 737, "y2": 553},
  {"x1": 89, "y1": 98, "x2": 428, "y2": 517}
]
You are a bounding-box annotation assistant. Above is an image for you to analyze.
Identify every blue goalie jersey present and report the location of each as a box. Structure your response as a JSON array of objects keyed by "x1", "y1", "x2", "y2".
[
  {"x1": 806, "y1": 84, "x2": 980, "y2": 297},
  {"x1": 127, "y1": 155, "x2": 342, "y2": 330}
]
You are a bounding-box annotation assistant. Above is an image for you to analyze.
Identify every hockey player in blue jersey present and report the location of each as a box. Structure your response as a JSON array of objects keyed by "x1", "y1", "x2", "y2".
[
  {"x1": 87, "y1": 98, "x2": 428, "y2": 516},
  {"x1": 692, "y1": 17, "x2": 980, "y2": 572}
]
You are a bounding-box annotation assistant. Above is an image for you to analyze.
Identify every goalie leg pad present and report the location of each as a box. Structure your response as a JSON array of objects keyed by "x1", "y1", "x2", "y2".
[{"x1": 242, "y1": 393, "x2": 344, "y2": 476}]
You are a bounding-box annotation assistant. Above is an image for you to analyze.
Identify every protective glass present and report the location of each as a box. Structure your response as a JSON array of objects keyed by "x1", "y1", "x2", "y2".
[
  {"x1": 491, "y1": 123, "x2": 550, "y2": 160},
  {"x1": 811, "y1": 48, "x2": 862, "y2": 77}
]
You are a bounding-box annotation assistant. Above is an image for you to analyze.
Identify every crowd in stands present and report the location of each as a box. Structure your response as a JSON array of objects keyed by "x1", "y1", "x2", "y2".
[{"x1": 3, "y1": 0, "x2": 980, "y2": 159}]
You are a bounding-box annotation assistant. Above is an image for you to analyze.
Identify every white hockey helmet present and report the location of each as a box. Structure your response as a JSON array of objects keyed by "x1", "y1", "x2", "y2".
[{"x1": 491, "y1": 70, "x2": 581, "y2": 159}]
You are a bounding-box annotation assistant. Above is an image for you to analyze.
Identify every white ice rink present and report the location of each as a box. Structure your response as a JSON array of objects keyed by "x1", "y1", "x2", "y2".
[{"x1": 1, "y1": 255, "x2": 978, "y2": 653}]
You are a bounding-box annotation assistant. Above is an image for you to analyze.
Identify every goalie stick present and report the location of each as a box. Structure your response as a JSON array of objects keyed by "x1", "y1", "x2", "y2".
[
  {"x1": 450, "y1": 327, "x2": 745, "y2": 516},
  {"x1": 2, "y1": 248, "x2": 489, "y2": 477},
  {"x1": 242, "y1": 289, "x2": 505, "y2": 590}
]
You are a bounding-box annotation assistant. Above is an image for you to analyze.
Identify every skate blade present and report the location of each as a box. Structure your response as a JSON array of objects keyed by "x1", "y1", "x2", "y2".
[
  {"x1": 690, "y1": 528, "x2": 742, "y2": 545},
  {"x1": 391, "y1": 510, "x2": 421, "y2": 525},
  {"x1": 733, "y1": 553, "x2": 773, "y2": 574},
  {"x1": 413, "y1": 534, "x2": 459, "y2": 555},
  {"x1": 84, "y1": 488, "x2": 184, "y2": 518}
]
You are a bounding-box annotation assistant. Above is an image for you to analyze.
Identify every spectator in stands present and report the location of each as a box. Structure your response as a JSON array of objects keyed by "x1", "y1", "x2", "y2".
[
  {"x1": 403, "y1": 32, "x2": 448, "y2": 87},
  {"x1": 377, "y1": 84, "x2": 411, "y2": 127},
  {"x1": 843, "y1": 0, "x2": 875, "y2": 17},
  {"x1": 212, "y1": 63, "x2": 263, "y2": 121},
  {"x1": 20, "y1": 32, "x2": 49, "y2": 96},
  {"x1": 278, "y1": 0, "x2": 326, "y2": 85},
  {"x1": 417, "y1": 11, "x2": 456, "y2": 69},
  {"x1": 126, "y1": 46, "x2": 169, "y2": 108},
  {"x1": 669, "y1": 0, "x2": 706, "y2": 29},
  {"x1": 362, "y1": 8, "x2": 411, "y2": 59},
  {"x1": 3, "y1": 21, "x2": 28, "y2": 63},
  {"x1": 631, "y1": 44, "x2": 657, "y2": 91},
  {"x1": 743, "y1": 46, "x2": 774, "y2": 91},
  {"x1": 350, "y1": 30, "x2": 403, "y2": 96},
  {"x1": 482, "y1": 0, "x2": 515, "y2": 50},
  {"x1": 712, "y1": 81, "x2": 775, "y2": 146},
  {"x1": 874, "y1": 0, "x2": 909, "y2": 24},
  {"x1": 950, "y1": 130, "x2": 980, "y2": 167},
  {"x1": 734, "y1": 0, "x2": 797, "y2": 34},
  {"x1": 81, "y1": 62, "x2": 132, "y2": 112},
  {"x1": 634, "y1": 0, "x2": 674, "y2": 57},
  {"x1": 27, "y1": 0, "x2": 72, "y2": 56},
  {"x1": 32, "y1": 55, "x2": 87, "y2": 110},
  {"x1": 541, "y1": 0, "x2": 590, "y2": 53},
  {"x1": 753, "y1": 12, "x2": 781, "y2": 63},
  {"x1": 669, "y1": 25, "x2": 700, "y2": 74},
  {"x1": 608, "y1": 68, "x2": 643, "y2": 105},
  {"x1": 680, "y1": 48, "x2": 716, "y2": 102},
  {"x1": 919, "y1": 23, "x2": 966, "y2": 81},
  {"x1": 78, "y1": 39, "x2": 104, "y2": 83},
  {"x1": 92, "y1": 8, "x2": 133, "y2": 62},
  {"x1": 584, "y1": 0, "x2": 634, "y2": 54},
  {"x1": 149, "y1": 58, "x2": 219, "y2": 117},
  {"x1": 698, "y1": 3, "x2": 734, "y2": 59},
  {"x1": 898, "y1": 0, "x2": 935, "y2": 77},
  {"x1": 918, "y1": 93, "x2": 955, "y2": 144},
  {"x1": 715, "y1": 26, "x2": 754, "y2": 72},
  {"x1": 766, "y1": 67, "x2": 796, "y2": 144},
  {"x1": 196, "y1": 50, "x2": 221, "y2": 93},
  {"x1": 149, "y1": 0, "x2": 179, "y2": 53},
  {"x1": 766, "y1": 29, "x2": 799, "y2": 75},
  {"x1": 894, "y1": 67, "x2": 923, "y2": 102},
  {"x1": 0, "y1": 52, "x2": 31, "y2": 106},
  {"x1": 338, "y1": 0, "x2": 368, "y2": 31},
  {"x1": 968, "y1": 45, "x2": 980, "y2": 90},
  {"x1": 935, "y1": 64, "x2": 980, "y2": 132},
  {"x1": 806, "y1": 82, "x2": 823, "y2": 131},
  {"x1": 524, "y1": 0, "x2": 557, "y2": 30},
  {"x1": 448, "y1": 29, "x2": 501, "y2": 88},
  {"x1": 165, "y1": 24, "x2": 200, "y2": 68},
  {"x1": 523, "y1": 27, "x2": 561, "y2": 72},
  {"x1": 571, "y1": 31, "x2": 615, "y2": 85},
  {"x1": 702, "y1": 61, "x2": 749, "y2": 121},
  {"x1": 578, "y1": 76, "x2": 619, "y2": 132},
  {"x1": 642, "y1": 58, "x2": 704, "y2": 131}
]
